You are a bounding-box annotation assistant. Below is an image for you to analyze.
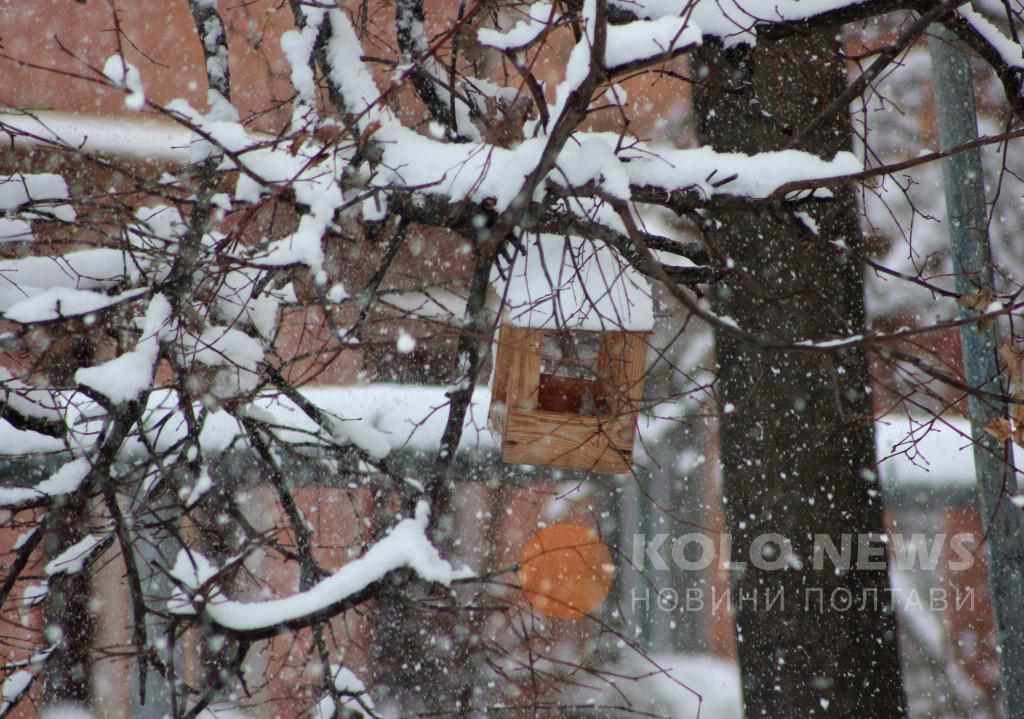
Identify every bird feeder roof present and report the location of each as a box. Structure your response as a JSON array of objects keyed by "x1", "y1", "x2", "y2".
[{"x1": 491, "y1": 234, "x2": 654, "y2": 332}]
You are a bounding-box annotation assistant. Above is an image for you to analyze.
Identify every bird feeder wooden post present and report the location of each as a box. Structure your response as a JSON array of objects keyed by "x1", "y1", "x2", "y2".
[{"x1": 488, "y1": 235, "x2": 653, "y2": 474}]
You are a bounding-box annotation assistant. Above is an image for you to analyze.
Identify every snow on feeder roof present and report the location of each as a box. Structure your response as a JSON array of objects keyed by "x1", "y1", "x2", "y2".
[
  {"x1": 489, "y1": 235, "x2": 652, "y2": 474},
  {"x1": 492, "y1": 234, "x2": 654, "y2": 332}
]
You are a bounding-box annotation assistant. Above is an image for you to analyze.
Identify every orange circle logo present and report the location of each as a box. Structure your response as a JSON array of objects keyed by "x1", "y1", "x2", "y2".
[{"x1": 518, "y1": 523, "x2": 614, "y2": 619}]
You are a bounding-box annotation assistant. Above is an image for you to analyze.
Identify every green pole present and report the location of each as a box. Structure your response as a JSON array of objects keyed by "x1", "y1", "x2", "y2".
[{"x1": 929, "y1": 26, "x2": 1024, "y2": 717}]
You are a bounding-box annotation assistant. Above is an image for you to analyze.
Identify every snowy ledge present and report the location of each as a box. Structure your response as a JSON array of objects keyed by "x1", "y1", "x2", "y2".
[
  {"x1": 875, "y1": 416, "x2": 1018, "y2": 495},
  {"x1": 0, "y1": 381, "x2": 1000, "y2": 495}
]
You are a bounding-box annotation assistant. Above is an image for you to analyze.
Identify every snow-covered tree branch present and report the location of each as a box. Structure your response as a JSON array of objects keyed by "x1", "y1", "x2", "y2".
[{"x1": 2, "y1": 0, "x2": 1024, "y2": 716}]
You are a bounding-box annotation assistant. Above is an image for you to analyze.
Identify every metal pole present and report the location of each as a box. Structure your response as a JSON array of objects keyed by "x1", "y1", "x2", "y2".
[
  {"x1": 636, "y1": 467, "x2": 656, "y2": 650},
  {"x1": 929, "y1": 26, "x2": 1024, "y2": 717}
]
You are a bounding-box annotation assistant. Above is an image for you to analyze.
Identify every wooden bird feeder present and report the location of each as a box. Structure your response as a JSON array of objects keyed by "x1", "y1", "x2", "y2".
[{"x1": 489, "y1": 235, "x2": 653, "y2": 474}]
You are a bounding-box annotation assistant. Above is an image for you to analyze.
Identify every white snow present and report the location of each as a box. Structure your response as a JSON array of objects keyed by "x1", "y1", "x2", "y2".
[
  {"x1": 153, "y1": 100, "x2": 344, "y2": 277},
  {"x1": 0, "y1": 383, "x2": 497, "y2": 463},
  {"x1": 75, "y1": 294, "x2": 171, "y2": 404},
  {"x1": 961, "y1": 7, "x2": 1024, "y2": 70},
  {"x1": 555, "y1": 138, "x2": 632, "y2": 199},
  {"x1": 21, "y1": 581, "x2": 47, "y2": 609},
  {"x1": 604, "y1": 17, "x2": 702, "y2": 70},
  {"x1": 13, "y1": 529, "x2": 37, "y2": 550},
  {"x1": 210, "y1": 267, "x2": 284, "y2": 342},
  {"x1": 0, "y1": 457, "x2": 91, "y2": 508},
  {"x1": 607, "y1": 0, "x2": 1023, "y2": 62},
  {"x1": 326, "y1": 412, "x2": 392, "y2": 459},
  {"x1": 376, "y1": 288, "x2": 465, "y2": 322},
  {"x1": 312, "y1": 665, "x2": 373, "y2": 719},
  {"x1": 186, "y1": 325, "x2": 265, "y2": 401},
  {"x1": 327, "y1": 283, "x2": 348, "y2": 304},
  {"x1": 19, "y1": 581, "x2": 48, "y2": 625},
  {"x1": 280, "y1": 11, "x2": 324, "y2": 109},
  {"x1": 326, "y1": 10, "x2": 396, "y2": 129},
  {"x1": 0, "y1": 671, "x2": 33, "y2": 716},
  {"x1": 3, "y1": 287, "x2": 147, "y2": 324},
  {"x1": 0, "y1": 218, "x2": 32, "y2": 241},
  {"x1": 167, "y1": 548, "x2": 222, "y2": 615},
  {"x1": 477, "y1": 3, "x2": 558, "y2": 51},
  {"x1": 0, "y1": 421, "x2": 67, "y2": 455},
  {"x1": 102, "y1": 54, "x2": 146, "y2": 111},
  {"x1": 609, "y1": 0, "x2": 874, "y2": 45},
  {"x1": 196, "y1": 502, "x2": 469, "y2": 631},
  {"x1": 543, "y1": 0, "x2": 597, "y2": 134},
  {"x1": 4, "y1": 71, "x2": 862, "y2": 253},
  {"x1": 570, "y1": 653, "x2": 741, "y2": 719},
  {"x1": 368, "y1": 128, "x2": 860, "y2": 214},
  {"x1": 196, "y1": 705, "x2": 253, "y2": 719},
  {"x1": 0, "y1": 112, "x2": 194, "y2": 163},
  {"x1": 795, "y1": 333, "x2": 864, "y2": 349},
  {"x1": 0, "y1": 173, "x2": 75, "y2": 222},
  {"x1": 875, "y1": 416, "x2": 1019, "y2": 489},
  {"x1": 0, "y1": 250, "x2": 131, "y2": 316},
  {"x1": 492, "y1": 233, "x2": 654, "y2": 331},
  {"x1": 41, "y1": 706, "x2": 96, "y2": 719},
  {"x1": 0, "y1": 371, "x2": 999, "y2": 497},
  {"x1": 45, "y1": 534, "x2": 104, "y2": 576},
  {"x1": 615, "y1": 142, "x2": 862, "y2": 199},
  {"x1": 396, "y1": 330, "x2": 416, "y2": 354},
  {"x1": 185, "y1": 466, "x2": 215, "y2": 508},
  {"x1": 794, "y1": 210, "x2": 819, "y2": 235},
  {"x1": 0, "y1": 369, "x2": 65, "y2": 424}
]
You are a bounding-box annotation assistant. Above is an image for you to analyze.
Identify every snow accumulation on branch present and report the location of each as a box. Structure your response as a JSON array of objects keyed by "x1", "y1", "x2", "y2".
[
  {"x1": 0, "y1": 383, "x2": 692, "y2": 470},
  {"x1": 2, "y1": 287, "x2": 148, "y2": 325},
  {"x1": 172, "y1": 502, "x2": 471, "y2": 637},
  {"x1": 609, "y1": 0, "x2": 889, "y2": 41},
  {"x1": 313, "y1": 665, "x2": 374, "y2": 719},
  {"x1": 74, "y1": 294, "x2": 172, "y2": 405},
  {"x1": 478, "y1": 2, "x2": 559, "y2": 51},
  {"x1": 479, "y1": 1, "x2": 702, "y2": 75},
  {"x1": 0, "y1": 2, "x2": 871, "y2": 320},
  {"x1": 0, "y1": 671, "x2": 33, "y2": 718},
  {"x1": 189, "y1": 0, "x2": 232, "y2": 110},
  {"x1": 544, "y1": 0, "x2": 600, "y2": 134},
  {"x1": 101, "y1": 54, "x2": 146, "y2": 111},
  {"x1": 325, "y1": 9, "x2": 397, "y2": 129},
  {"x1": 0, "y1": 370, "x2": 64, "y2": 429},
  {"x1": 0, "y1": 457, "x2": 91, "y2": 510},
  {"x1": 959, "y1": 6, "x2": 1024, "y2": 69},
  {"x1": 367, "y1": 131, "x2": 860, "y2": 211},
  {"x1": 1, "y1": 18, "x2": 860, "y2": 236},
  {"x1": 45, "y1": 533, "x2": 106, "y2": 576},
  {"x1": 604, "y1": 16, "x2": 702, "y2": 71},
  {"x1": 0, "y1": 218, "x2": 32, "y2": 243},
  {"x1": 0, "y1": 385, "x2": 493, "y2": 464},
  {"x1": 280, "y1": 5, "x2": 325, "y2": 119},
  {"x1": 1, "y1": 3, "x2": 1018, "y2": 236}
]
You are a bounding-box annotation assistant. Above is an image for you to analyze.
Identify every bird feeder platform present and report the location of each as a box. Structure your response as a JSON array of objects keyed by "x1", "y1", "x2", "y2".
[
  {"x1": 489, "y1": 323, "x2": 649, "y2": 473},
  {"x1": 486, "y1": 232, "x2": 654, "y2": 473}
]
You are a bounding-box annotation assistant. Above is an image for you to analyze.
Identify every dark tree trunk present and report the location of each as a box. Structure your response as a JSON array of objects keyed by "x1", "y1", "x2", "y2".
[
  {"x1": 692, "y1": 33, "x2": 907, "y2": 718},
  {"x1": 42, "y1": 494, "x2": 94, "y2": 708}
]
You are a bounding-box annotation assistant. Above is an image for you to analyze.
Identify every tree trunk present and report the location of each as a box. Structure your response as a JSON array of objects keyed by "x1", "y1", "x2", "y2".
[
  {"x1": 692, "y1": 33, "x2": 907, "y2": 718},
  {"x1": 42, "y1": 494, "x2": 94, "y2": 708}
]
